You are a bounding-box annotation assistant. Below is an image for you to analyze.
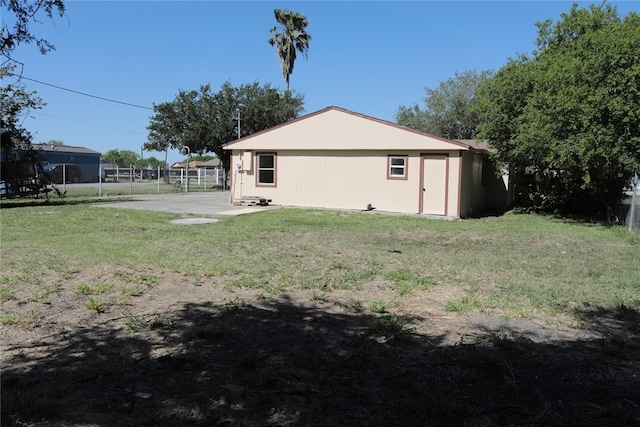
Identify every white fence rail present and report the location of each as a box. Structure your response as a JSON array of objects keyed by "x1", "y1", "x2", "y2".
[
  {"x1": 102, "y1": 167, "x2": 226, "y2": 187},
  {"x1": 168, "y1": 168, "x2": 226, "y2": 187}
]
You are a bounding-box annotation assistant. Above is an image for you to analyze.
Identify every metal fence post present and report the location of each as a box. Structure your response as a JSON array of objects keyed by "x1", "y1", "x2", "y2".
[{"x1": 629, "y1": 172, "x2": 639, "y2": 232}]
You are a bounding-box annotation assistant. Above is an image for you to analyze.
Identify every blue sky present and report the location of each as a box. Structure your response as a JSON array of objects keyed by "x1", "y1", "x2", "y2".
[{"x1": 4, "y1": 1, "x2": 639, "y2": 165}]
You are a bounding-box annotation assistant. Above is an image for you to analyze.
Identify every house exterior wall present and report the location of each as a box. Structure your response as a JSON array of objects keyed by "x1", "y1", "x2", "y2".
[
  {"x1": 459, "y1": 151, "x2": 487, "y2": 217},
  {"x1": 231, "y1": 149, "x2": 470, "y2": 216},
  {"x1": 227, "y1": 108, "x2": 469, "y2": 152},
  {"x1": 446, "y1": 152, "x2": 463, "y2": 217},
  {"x1": 232, "y1": 150, "x2": 428, "y2": 213}
]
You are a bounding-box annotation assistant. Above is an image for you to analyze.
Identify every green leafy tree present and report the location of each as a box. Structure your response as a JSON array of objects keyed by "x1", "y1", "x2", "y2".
[
  {"x1": 1, "y1": 0, "x2": 66, "y2": 193},
  {"x1": 268, "y1": 9, "x2": 311, "y2": 92},
  {"x1": 1, "y1": 67, "x2": 43, "y2": 153},
  {"x1": 146, "y1": 85, "x2": 220, "y2": 166},
  {"x1": 0, "y1": 65, "x2": 49, "y2": 189},
  {"x1": 395, "y1": 104, "x2": 431, "y2": 134},
  {"x1": 101, "y1": 149, "x2": 121, "y2": 165},
  {"x1": 189, "y1": 155, "x2": 216, "y2": 162},
  {"x1": 46, "y1": 139, "x2": 65, "y2": 146},
  {"x1": 143, "y1": 101, "x2": 179, "y2": 171},
  {"x1": 118, "y1": 150, "x2": 138, "y2": 167},
  {"x1": 475, "y1": 3, "x2": 640, "y2": 218},
  {"x1": 396, "y1": 70, "x2": 492, "y2": 139},
  {"x1": 145, "y1": 156, "x2": 164, "y2": 169},
  {"x1": 1, "y1": 0, "x2": 66, "y2": 61},
  {"x1": 101, "y1": 149, "x2": 139, "y2": 167},
  {"x1": 134, "y1": 156, "x2": 163, "y2": 170},
  {"x1": 147, "y1": 81, "x2": 304, "y2": 171}
]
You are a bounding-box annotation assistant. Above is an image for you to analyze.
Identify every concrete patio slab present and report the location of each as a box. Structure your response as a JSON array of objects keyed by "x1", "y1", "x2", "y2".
[{"x1": 96, "y1": 191, "x2": 278, "y2": 218}]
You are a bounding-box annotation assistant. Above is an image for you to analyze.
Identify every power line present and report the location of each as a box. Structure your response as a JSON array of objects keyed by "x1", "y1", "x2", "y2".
[
  {"x1": 8, "y1": 73, "x2": 154, "y2": 110},
  {"x1": 34, "y1": 111, "x2": 146, "y2": 135}
]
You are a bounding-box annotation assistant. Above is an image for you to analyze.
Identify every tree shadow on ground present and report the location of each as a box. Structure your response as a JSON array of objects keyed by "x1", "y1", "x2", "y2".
[
  {"x1": 0, "y1": 197, "x2": 135, "y2": 209},
  {"x1": 463, "y1": 207, "x2": 510, "y2": 219},
  {"x1": 2, "y1": 296, "x2": 639, "y2": 426}
]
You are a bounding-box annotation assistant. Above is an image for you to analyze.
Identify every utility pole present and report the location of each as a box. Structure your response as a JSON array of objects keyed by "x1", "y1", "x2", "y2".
[
  {"x1": 236, "y1": 108, "x2": 241, "y2": 139},
  {"x1": 183, "y1": 145, "x2": 191, "y2": 193}
]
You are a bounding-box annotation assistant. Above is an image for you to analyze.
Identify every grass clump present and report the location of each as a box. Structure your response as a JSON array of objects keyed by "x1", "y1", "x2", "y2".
[
  {"x1": 384, "y1": 269, "x2": 435, "y2": 298},
  {"x1": 0, "y1": 287, "x2": 16, "y2": 301},
  {"x1": 132, "y1": 274, "x2": 160, "y2": 287},
  {"x1": 369, "y1": 299, "x2": 392, "y2": 313},
  {"x1": 310, "y1": 291, "x2": 330, "y2": 303},
  {"x1": 0, "y1": 310, "x2": 39, "y2": 328},
  {"x1": 120, "y1": 286, "x2": 147, "y2": 297},
  {"x1": 444, "y1": 295, "x2": 483, "y2": 314},
  {"x1": 444, "y1": 287, "x2": 486, "y2": 315},
  {"x1": 337, "y1": 301, "x2": 364, "y2": 313},
  {"x1": 149, "y1": 314, "x2": 173, "y2": 329},
  {"x1": 71, "y1": 283, "x2": 112, "y2": 295},
  {"x1": 384, "y1": 269, "x2": 414, "y2": 282},
  {"x1": 221, "y1": 297, "x2": 249, "y2": 314},
  {"x1": 123, "y1": 313, "x2": 172, "y2": 331},
  {"x1": 368, "y1": 315, "x2": 416, "y2": 343},
  {"x1": 32, "y1": 284, "x2": 61, "y2": 303},
  {"x1": 84, "y1": 296, "x2": 105, "y2": 313},
  {"x1": 124, "y1": 314, "x2": 146, "y2": 332},
  {"x1": 481, "y1": 331, "x2": 535, "y2": 352},
  {"x1": 114, "y1": 272, "x2": 160, "y2": 297}
]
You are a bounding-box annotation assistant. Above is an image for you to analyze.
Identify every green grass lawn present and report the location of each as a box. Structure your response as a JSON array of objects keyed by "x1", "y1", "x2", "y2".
[
  {"x1": 1, "y1": 202, "x2": 638, "y2": 321},
  {"x1": 2, "y1": 202, "x2": 639, "y2": 426}
]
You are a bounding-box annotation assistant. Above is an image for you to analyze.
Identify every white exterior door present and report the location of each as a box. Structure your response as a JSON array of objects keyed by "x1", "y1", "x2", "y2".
[{"x1": 422, "y1": 155, "x2": 447, "y2": 215}]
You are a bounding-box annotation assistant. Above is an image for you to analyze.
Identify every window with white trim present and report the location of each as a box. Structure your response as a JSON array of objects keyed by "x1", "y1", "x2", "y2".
[
  {"x1": 387, "y1": 155, "x2": 408, "y2": 180},
  {"x1": 257, "y1": 153, "x2": 276, "y2": 186}
]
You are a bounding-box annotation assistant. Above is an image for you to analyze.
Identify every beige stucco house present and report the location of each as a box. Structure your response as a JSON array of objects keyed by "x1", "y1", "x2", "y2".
[{"x1": 224, "y1": 106, "x2": 512, "y2": 218}]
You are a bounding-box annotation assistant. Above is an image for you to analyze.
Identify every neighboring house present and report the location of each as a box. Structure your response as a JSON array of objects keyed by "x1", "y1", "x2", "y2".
[
  {"x1": 170, "y1": 159, "x2": 221, "y2": 169},
  {"x1": 34, "y1": 144, "x2": 101, "y2": 183},
  {"x1": 224, "y1": 106, "x2": 513, "y2": 218},
  {"x1": 199, "y1": 159, "x2": 222, "y2": 168}
]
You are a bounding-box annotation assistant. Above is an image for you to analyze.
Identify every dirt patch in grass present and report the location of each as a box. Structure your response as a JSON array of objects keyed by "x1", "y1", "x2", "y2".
[{"x1": 2, "y1": 270, "x2": 639, "y2": 426}]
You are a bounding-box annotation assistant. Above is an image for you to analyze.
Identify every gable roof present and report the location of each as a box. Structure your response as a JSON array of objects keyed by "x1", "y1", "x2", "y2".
[
  {"x1": 224, "y1": 106, "x2": 487, "y2": 153},
  {"x1": 34, "y1": 143, "x2": 101, "y2": 155},
  {"x1": 455, "y1": 139, "x2": 493, "y2": 154}
]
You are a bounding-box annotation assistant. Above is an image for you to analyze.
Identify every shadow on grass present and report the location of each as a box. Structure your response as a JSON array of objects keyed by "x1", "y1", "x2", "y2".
[
  {"x1": 2, "y1": 297, "x2": 639, "y2": 426},
  {"x1": 574, "y1": 302, "x2": 640, "y2": 339},
  {"x1": 0, "y1": 197, "x2": 134, "y2": 209},
  {"x1": 463, "y1": 207, "x2": 510, "y2": 219}
]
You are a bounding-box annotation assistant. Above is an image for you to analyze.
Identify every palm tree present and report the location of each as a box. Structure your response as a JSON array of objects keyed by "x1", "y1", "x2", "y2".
[{"x1": 268, "y1": 9, "x2": 311, "y2": 92}]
